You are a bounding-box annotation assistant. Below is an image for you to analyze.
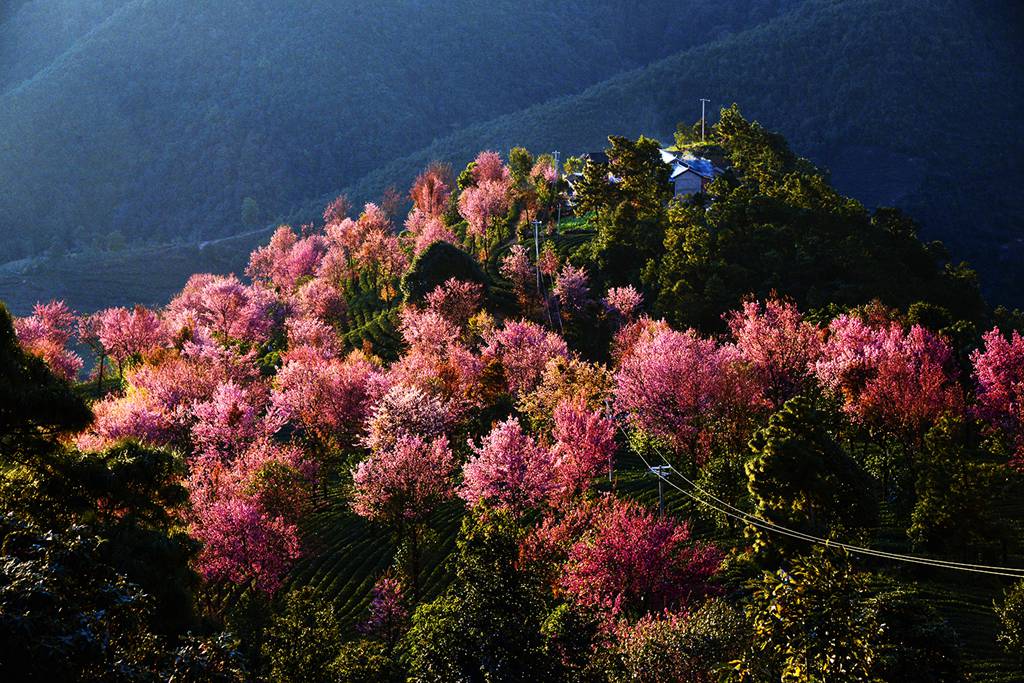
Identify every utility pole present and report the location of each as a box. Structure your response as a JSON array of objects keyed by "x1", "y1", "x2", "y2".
[
  {"x1": 532, "y1": 219, "x2": 542, "y2": 294},
  {"x1": 649, "y1": 465, "x2": 671, "y2": 515},
  {"x1": 553, "y1": 150, "x2": 562, "y2": 233},
  {"x1": 700, "y1": 98, "x2": 711, "y2": 142}
]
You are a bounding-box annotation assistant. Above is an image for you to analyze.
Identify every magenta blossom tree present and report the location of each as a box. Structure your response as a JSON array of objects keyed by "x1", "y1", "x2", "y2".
[
  {"x1": 815, "y1": 315, "x2": 962, "y2": 441},
  {"x1": 359, "y1": 573, "x2": 409, "y2": 647},
  {"x1": 553, "y1": 263, "x2": 591, "y2": 315},
  {"x1": 725, "y1": 297, "x2": 822, "y2": 407},
  {"x1": 95, "y1": 305, "x2": 167, "y2": 378},
  {"x1": 352, "y1": 435, "x2": 456, "y2": 595},
  {"x1": 482, "y1": 319, "x2": 569, "y2": 397},
  {"x1": 559, "y1": 496, "x2": 722, "y2": 618},
  {"x1": 499, "y1": 244, "x2": 535, "y2": 300},
  {"x1": 971, "y1": 327, "x2": 1024, "y2": 468},
  {"x1": 614, "y1": 325, "x2": 746, "y2": 458},
  {"x1": 603, "y1": 286, "x2": 643, "y2": 328},
  {"x1": 459, "y1": 417, "x2": 556, "y2": 514},
  {"x1": 551, "y1": 397, "x2": 617, "y2": 502},
  {"x1": 13, "y1": 300, "x2": 83, "y2": 381},
  {"x1": 424, "y1": 278, "x2": 484, "y2": 331}
]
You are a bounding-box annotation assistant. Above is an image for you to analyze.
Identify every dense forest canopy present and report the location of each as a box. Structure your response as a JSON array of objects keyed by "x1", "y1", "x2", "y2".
[{"x1": 0, "y1": 0, "x2": 1021, "y2": 314}]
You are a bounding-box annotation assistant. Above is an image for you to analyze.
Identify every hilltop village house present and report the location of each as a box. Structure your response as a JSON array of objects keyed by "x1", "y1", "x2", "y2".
[
  {"x1": 565, "y1": 148, "x2": 722, "y2": 202},
  {"x1": 659, "y1": 148, "x2": 722, "y2": 197}
]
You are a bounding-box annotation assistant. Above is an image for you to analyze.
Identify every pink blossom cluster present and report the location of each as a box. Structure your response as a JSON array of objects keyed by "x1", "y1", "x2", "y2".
[
  {"x1": 13, "y1": 300, "x2": 84, "y2": 380},
  {"x1": 972, "y1": 328, "x2": 1024, "y2": 467},
  {"x1": 482, "y1": 319, "x2": 568, "y2": 397},
  {"x1": 603, "y1": 286, "x2": 643, "y2": 327},
  {"x1": 814, "y1": 315, "x2": 962, "y2": 438}
]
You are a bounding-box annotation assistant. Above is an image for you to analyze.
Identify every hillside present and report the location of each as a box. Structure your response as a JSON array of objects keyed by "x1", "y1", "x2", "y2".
[
  {"x1": 2, "y1": 0, "x2": 1020, "y2": 317},
  {"x1": 0, "y1": 0, "x2": 799, "y2": 262},
  {"x1": 5, "y1": 112, "x2": 1024, "y2": 680},
  {"x1": 330, "y1": 0, "x2": 1024, "y2": 305}
]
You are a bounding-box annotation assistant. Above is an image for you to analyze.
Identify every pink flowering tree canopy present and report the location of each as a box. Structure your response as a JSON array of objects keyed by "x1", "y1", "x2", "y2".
[
  {"x1": 559, "y1": 496, "x2": 722, "y2": 618},
  {"x1": 972, "y1": 327, "x2": 1024, "y2": 467},
  {"x1": 815, "y1": 315, "x2": 962, "y2": 440},
  {"x1": 551, "y1": 397, "x2": 617, "y2": 501},
  {"x1": 483, "y1": 319, "x2": 569, "y2": 398},
  {"x1": 13, "y1": 300, "x2": 83, "y2": 381},
  {"x1": 725, "y1": 297, "x2": 822, "y2": 407},
  {"x1": 459, "y1": 417, "x2": 556, "y2": 514}
]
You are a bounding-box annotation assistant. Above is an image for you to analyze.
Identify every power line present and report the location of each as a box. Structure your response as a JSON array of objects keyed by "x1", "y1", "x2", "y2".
[{"x1": 613, "y1": 420, "x2": 1024, "y2": 578}]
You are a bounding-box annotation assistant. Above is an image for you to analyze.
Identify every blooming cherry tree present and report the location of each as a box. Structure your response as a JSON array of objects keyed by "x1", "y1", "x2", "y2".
[
  {"x1": 551, "y1": 397, "x2": 617, "y2": 501},
  {"x1": 13, "y1": 300, "x2": 83, "y2": 380},
  {"x1": 482, "y1": 319, "x2": 569, "y2": 397},
  {"x1": 725, "y1": 297, "x2": 821, "y2": 407},
  {"x1": 815, "y1": 315, "x2": 962, "y2": 440},
  {"x1": 352, "y1": 435, "x2": 456, "y2": 595},
  {"x1": 972, "y1": 327, "x2": 1024, "y2": 467},
  {"x1": 459, "y1": 417, "x2": 556, "y2": 514},
  {"x1": 560, "y1": 497, "x2": 722, "y2": 617}
]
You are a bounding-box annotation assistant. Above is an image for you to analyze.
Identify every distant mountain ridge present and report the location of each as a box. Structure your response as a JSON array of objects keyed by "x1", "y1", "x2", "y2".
[{"x1": 0, "y1": 0, "x2": 798, "y2": 261}]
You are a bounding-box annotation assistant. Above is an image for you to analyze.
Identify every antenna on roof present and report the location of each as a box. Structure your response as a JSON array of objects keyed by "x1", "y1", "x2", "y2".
[{"x1": 700, "y1": 98, "x2": 711, "y2": 142}]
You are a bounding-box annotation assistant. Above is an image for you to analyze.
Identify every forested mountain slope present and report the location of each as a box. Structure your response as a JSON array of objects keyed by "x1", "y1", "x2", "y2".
[
  {"x1": 333, "y1": 0, "x2": 1024, "y2": 304},
  {"x1": 0, "y1": 0, "x2": 798, "y2": 261}
]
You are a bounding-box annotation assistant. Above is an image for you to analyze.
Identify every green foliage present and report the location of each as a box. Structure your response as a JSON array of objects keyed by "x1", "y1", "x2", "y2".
[
  {"x1": 746, "y1": 394, "x2": 877, "y2": 564},
  {"x1": 734, "y1": 550, "x2": 879, "y2": 683},
  {"x1": 261, "y1": 587, "x2": 344, "y2": 683},
  {"x1": 996, "y1": 579, "x2": 1024, "y2": 664},
  {"x1": 0, "y1": 302, "x2": 91, "y2": 453},
  {"x1": 403, "y1": 507, "x2": 552, "y2": 681},
  {"x1": 332, "y1": 639, "x2": 397, "y2": 683},
  {"x1": 649, "y1": 107, "x2": 985, "y2": 331},
  {"x1": 401, "y1": 240, "x2": 487, "y2": 304},
  {"x1": 613, "y1": 598, "x2": 749, "y2": 683},
  {"x1": 908, "y1": 416, "x2": 1005, "y2": 556},
  {"x1": 0, "y1": 515, "x2": 164, "y2": 681},
  {"x1": 577, "y1": 135, "x2": 670, "y2": 288},
  {"x1": 869, "y1": 585, "x2": 963, "y2": 682}
]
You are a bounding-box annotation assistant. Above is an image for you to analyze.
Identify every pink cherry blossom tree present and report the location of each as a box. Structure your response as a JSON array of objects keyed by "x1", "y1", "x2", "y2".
[
  {"x1": 424, "y1": 278, "x2": 483, "y2": 331},
  {"x1": 971, "y1": 327, "x2": 1024, "y2": 468},
  {"x1": 459, "y1": 417, "x2": 556, "y2": 514},
  {"x1": 410, "y1": 162, "x2": 453, "y2": 218},
  {"x1": 614, "y1": 325, "x2": 735, "y2": 458},
  {"x1": 359, "y1": 573, "x2": 409, "y2": 647},
  {"x1": 272, "y1": 349, "x2": 384, "y2": 452},
  {"x1": 553, "y1": 263, "x2": 591, "y2": 315},
  {"x1": 725, "y1": 297, "x2": 822, "y2": 407},
  {"x1": 559, "y1": 496, "x2": 722, "y2": 618},
  {"x1": 247, "y1": 225, "x2": 328, "y2": 292},
  {"x1": 94, "y1": 305, "x2": 167, "y2": 378},
  {"x1": 551, "y1": 397, "x2": 617, "y2": 502},
  {"x1": 499, "y1": 244, "x2": 535, "y2": 301},
  {"x1": 166, "y1": 273, "x2": 281, "y2": 345},
  {"x1": 13, "y1": 300, "x2": 83, "y2": 381},
  {"x1": 603, "y1": 286, "x2": 644, "y2": 328},
  {"x1": 482, "y1": 319, "x2": 569, "y2": 398},
  {"x1": 323, "y1": 194, "x2": 352, "y2": 225},
  {"x1": 815, "y1": 315, "x2": 962, "y2": 441},
  {"x1": 405, "y1": 209, "x2": 459, "y2": 255},
  {"x1": 352, "y1": 435, "x2": 456, "y2": 596},
  {"x1": 364, "y1": 384, "x2": 450, "y2": 452}
]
